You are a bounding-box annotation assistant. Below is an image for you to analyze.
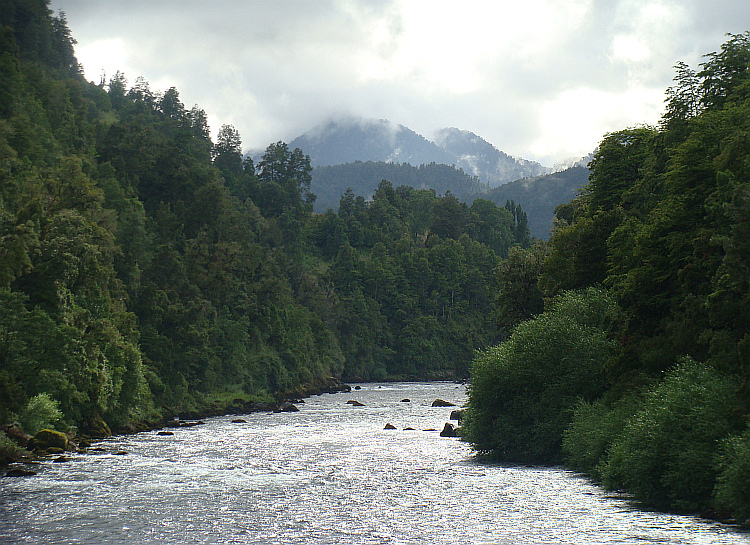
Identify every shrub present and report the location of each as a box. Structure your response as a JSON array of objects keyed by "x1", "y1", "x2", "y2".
[
  {"x1": 0, "y1": 431, "x2": 25, "y2": 464},
  {"x1": 713, "y1": 428, "x2": 750, "y2": 524},
  {"x1": 463, "y1": 287, "x2": 619, "y2": 463},
  {"x1": 563, "y1": 395, "x2": 642, "y2": 480},
  {"x1": 18, "y1": 393, "x2": 63, "y2": 436},
  {"x1": 601, "y1": 358, "x2": 742, "y2": 512}
]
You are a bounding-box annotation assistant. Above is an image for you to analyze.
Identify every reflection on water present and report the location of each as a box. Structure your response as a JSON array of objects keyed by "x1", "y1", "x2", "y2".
[{"x1": 1, "y1": 383, "x2": 747, "y2": 544}]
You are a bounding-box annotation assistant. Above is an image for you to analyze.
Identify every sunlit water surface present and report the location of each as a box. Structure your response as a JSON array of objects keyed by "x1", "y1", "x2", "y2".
[{"x1": 1, "y1": 383, "x2": 748, "y2": 544}]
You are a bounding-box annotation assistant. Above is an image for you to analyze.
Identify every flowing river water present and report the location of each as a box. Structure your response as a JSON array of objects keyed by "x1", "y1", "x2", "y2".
[{"x1": 1, "y1": 382, "x2": 748, "y2": 544}]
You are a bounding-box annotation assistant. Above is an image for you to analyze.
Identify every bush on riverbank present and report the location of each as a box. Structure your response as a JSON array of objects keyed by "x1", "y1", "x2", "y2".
[
  {"x1": 600, "y1": 359, "x2": 743, "y2": 513},
  {"x1": 462, "y1": 287, "x2": 619, "y2": 464},
  {"x1": 18, "y1": 394, "x2": 64, "y2": 436},
  {"x1": 714, "y1": 428, "x2": 750, "y2": 524}
]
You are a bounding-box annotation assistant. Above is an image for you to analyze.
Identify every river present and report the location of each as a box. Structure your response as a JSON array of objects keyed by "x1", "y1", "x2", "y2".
[{"x1": 0, "y1": 382, "x2": 747, "y2": 544}]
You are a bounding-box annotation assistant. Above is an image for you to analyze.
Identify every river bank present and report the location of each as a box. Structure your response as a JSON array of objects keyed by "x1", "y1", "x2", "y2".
[{"x1": 1, "y1": 377, "x2": 353, "y2": 472}]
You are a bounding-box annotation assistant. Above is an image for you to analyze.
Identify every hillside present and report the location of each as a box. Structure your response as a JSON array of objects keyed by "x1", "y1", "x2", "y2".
[
  {"x1": 483, "y1": 166, "x2": 590, "y2": 239},
  {"x1": 0, "y1": 1, "x2": 531, "y2": 439},
  {"x1": 311, "y1": 160, "x2": 485, "y2": 212}
]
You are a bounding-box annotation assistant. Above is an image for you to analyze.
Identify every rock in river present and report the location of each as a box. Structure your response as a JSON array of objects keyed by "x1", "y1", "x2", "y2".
[
  {"x1": 432, "y1": 399, "x2": 456, "y2": 407},
  {"x1": 383, "y1": 423, "x2": 397, "y2": 430},
  {"x1": 440, "y1": 423, "x2": 458, "y2": 437},
  {"x1": 31, "y1": 429, "x2": 69, "y2": 451},
  {"x1": 274, "y1": 402, "x2": 299, "y2": 413}
]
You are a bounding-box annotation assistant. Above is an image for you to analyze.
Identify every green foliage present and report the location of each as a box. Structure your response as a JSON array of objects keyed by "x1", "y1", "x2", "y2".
[
  {"x1": 601, "y1": 359, "x2": 742, "y2": 512},
  {"x1": 495, "y1": 241, "x2": 548, "y2": 336},
  {"x1": 484, "y1": 166, "x2": 589, "y2": 240},
  {"x1": 311, "y1": 160, "x2": 485, "y2": 213},
  {"x1": 18, "y1": 392, "x2": 63, "y2": 435},
  {"x1": 714, "y1": 428, "x2": 750, "y2": 524},
  {"x1": 463, "y1": 287, "x2": 619, "y2": 463},
  {"x1": 0, "y1": 431, "x2": 24, "y2": 463},
  {"x1": 309, "y1": 179, "x2": 524, "y2": 381},
  {"x1": 562, "y1": 395, "x2": 641, "y2": 480}
]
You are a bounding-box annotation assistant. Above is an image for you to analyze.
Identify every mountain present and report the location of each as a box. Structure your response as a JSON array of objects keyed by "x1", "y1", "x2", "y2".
[
  {"x1": 288, "y1": 118, "x2": 453, "y2": 168},
  {"x1": 482, "y1": 166, "x2": 590, "y2": 240},
  {"x1": 284, "y1": 117, "x2": 549, "y2": 188},
  {"x1": 433, "y1": 127, "x2": 550, "y2": 187}
]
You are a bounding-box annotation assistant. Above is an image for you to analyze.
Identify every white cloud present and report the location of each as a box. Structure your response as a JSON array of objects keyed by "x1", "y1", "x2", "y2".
[{"x1": 52, "y1": 0, "x2": 750, "y2": 165}]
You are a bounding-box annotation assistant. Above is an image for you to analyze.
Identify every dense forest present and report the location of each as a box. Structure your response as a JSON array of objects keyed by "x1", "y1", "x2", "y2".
[
  {"x1": 0, "y1": 1, "x2": 529, "y2": 441},
  {"x1": 464, "y1": 33, "x2": 750, "y2": 523},
  {"x1": 484, "y1": 166, "x2": 589, "y2": 239},
  {"x1": 310, "y1": 160, "x2": 486, "y2": 213}
]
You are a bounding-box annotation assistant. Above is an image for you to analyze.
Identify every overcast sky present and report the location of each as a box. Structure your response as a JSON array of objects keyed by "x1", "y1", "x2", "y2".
[{"x1": 50, "y1": 0, "x2": 750, "y2": 166}]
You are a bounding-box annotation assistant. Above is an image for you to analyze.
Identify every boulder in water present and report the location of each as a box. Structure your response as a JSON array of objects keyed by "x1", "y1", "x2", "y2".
[
  {"x1": 432, "y1": 399, "x2": 456, "y2": 407},
  {"x1": 401, "y1": 399, "x2": 410, "y2": 403},
  {"x1": 440, "y1": 423, "x2": 458, "y2": 437},
  {"x1": 31, "y1": 429, "x2": 69, "y2": 451},
  {"x1": 384, "y1": 423, "x2": 397, "y2": 430},
  {"x1": 449, "y1": 409, "x2": 464, "y2": 421},
  {"x1": 231, "y1": 419, "x2": 247, "y2": 423},
  {"x1": 346, "y1": 400, "x2": 365, "y2": 407},
  {"x1": 274, "y1": 402, "x2": 299, "y2": 413}
]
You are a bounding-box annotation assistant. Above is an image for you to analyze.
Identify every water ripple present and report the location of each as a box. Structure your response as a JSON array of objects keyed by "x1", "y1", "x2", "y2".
[{"x1": 1, "y1": 383, "x2": 748, "y2": 544}]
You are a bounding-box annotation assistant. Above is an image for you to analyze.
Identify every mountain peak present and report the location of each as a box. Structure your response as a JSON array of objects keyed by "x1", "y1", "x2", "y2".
[{"x1": 286, "y1": 118, "x2": 550, "y2": 188}]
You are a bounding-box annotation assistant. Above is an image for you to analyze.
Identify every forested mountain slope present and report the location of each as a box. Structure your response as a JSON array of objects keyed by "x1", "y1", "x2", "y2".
[
  {"x1": 484, "y1": 166, "x2": 590, "y2": 239},
  {"x1": 311, "y1": 160, "x2": 486, "y2": 213},
  {"x1": 0, "y1": 1, "x2": 530, "y2": 437}
]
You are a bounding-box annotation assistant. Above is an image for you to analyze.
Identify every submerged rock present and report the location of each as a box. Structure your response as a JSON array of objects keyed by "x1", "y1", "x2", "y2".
[
  {"x1": 157, "y1": 431, "x2": 174, "y2": 436},
  {"x1": 401, "y1": 399, "x2": 410, "y2": 403},
  {"x1": 432, "y1": 399, "x2": 456, "y2": 407},
  {"x1": 4, "y1": 468, "x2": 36, "y2": 477},
  {"x1": 346, "y1": 400, "x2": 365, "y2": 407},
  {"x1": 53, "y1": 455, "x2": 70, "y2": 463},
  {"x1": 231, "y1": 419, "x2": 247, "y2": 423}
]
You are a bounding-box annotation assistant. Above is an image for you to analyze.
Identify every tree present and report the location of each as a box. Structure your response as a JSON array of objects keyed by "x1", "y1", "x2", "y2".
[{"x1": 213, "y1": 124, "x2": 242, "y2": 178}]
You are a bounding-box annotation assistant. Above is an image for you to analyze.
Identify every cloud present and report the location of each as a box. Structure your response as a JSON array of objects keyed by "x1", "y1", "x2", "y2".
[{"x1": 52, "y1": 0, "x2": 750, "y2": 165}]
